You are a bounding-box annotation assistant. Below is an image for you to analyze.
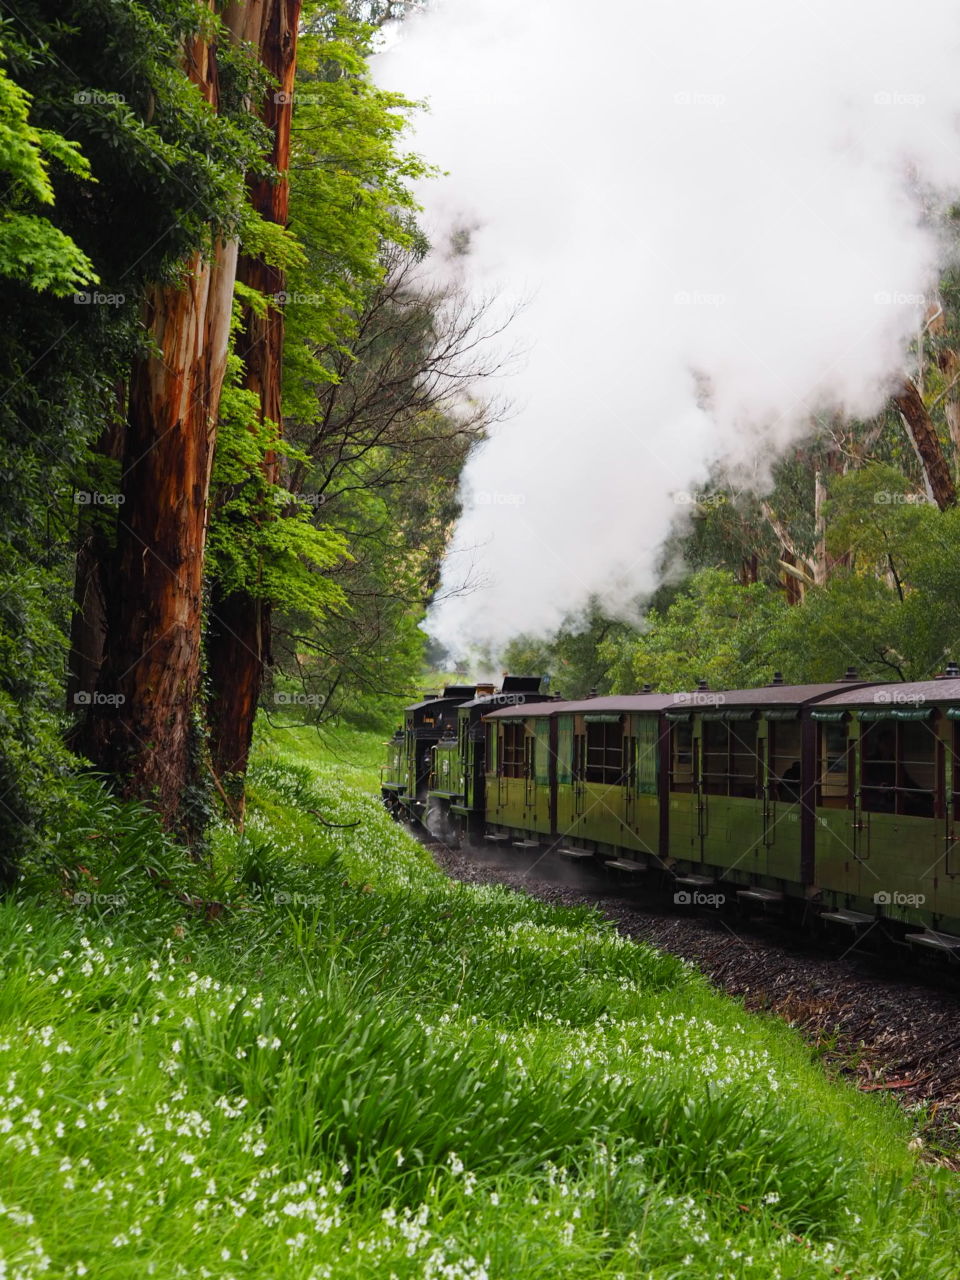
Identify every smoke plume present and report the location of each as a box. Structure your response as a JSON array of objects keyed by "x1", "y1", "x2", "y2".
[{"x1": 374, "y1": 0, "x2": 960, "y2": 653}]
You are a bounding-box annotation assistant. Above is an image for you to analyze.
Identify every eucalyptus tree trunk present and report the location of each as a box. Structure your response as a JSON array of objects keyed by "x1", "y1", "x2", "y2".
[
  {"x1": 893, "y1": 377, "x2": 957, "y2": 510},
  {"x1": 83, "y1": 16, "x2": 242, "y2": 832},
  {"x1": 81, "y1": 5, "x2": 303, "y2": 830},
  {"x1": 208, "y1": 0, "x2": 301, "y2": 790},
  {"x1": 88, "y1": 242, "x2": 239, "y2": 831}
]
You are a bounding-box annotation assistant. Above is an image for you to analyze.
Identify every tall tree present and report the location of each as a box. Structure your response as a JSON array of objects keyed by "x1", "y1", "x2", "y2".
[
  {"x1": 207, "y1": 0, "x2": 302, "y2": 784},
  {"x1": 66, "y1": 1, "x2": 270, "y2": 831},
  {"x1": 206, "y1": 6, "x2": 428, "y2": 778}
]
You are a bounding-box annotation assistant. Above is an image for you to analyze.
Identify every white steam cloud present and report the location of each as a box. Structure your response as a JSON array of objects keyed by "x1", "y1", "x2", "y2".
[{"x1": 375, "y1": 0, "x2": 960, "y2": 654}]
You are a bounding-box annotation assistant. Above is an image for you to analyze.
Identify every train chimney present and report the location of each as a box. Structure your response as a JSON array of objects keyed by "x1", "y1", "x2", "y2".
[
  {"x1": 770, "y1": 671, "x2": 784, "y2": 686},
  {"x1": 840, "y1": 666, "x2": 859, "y2": 681}
]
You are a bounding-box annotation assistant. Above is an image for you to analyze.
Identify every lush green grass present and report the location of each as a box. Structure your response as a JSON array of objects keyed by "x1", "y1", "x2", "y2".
[{"x1": 0, "y1": 731, "x2": 957, "y2": 1278}]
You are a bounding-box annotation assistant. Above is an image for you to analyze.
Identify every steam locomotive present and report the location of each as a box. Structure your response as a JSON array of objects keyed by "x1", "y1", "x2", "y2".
[{"x1": 381, "y1": 667, "x2": 960, "y2": 958}]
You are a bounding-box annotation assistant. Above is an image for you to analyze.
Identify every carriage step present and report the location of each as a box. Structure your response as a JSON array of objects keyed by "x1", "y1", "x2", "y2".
[
  {"x1": 607, "y1": 859, "x2": 647, "y2": 873},
  {"x1": 737, "y1": 888, "x2": 785, "y2": 906},
  {"x1": 905, "y1": 930, "x2": 960, "y2": 954},
  {"x1": 674, "y1": 875, "x2": 716, "y2": 889},
  {"x1": 820, "y1": 908, "x2": 874, "y2": 929},
  {"x1": 557, "y1": 847, "x2": 594, "y2": 860},
  {"x1": 484, "y1": 833, "x2": 511, "y2": 842},
  {"x1": 513, "y1": 840, "x2": 541, "y2": 849}
]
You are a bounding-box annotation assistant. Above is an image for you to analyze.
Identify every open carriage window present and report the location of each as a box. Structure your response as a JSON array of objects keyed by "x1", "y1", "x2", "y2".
[
  {"x1": 669, "y1": 721, "x2": 694, "y2": 793},
  {"x1": 584, "y1": 719, "x2": 624, "y2": 784},
  {"x1": 861, "y1": 718, "x2": 936, "y2": 817},
  {"x1": 701, "y1": 720, "x2": 728, "y2": 796},
  {"x1": 769, "y1": 720, "x2": 802, "y2": 804},
  {"x1": 500, "y1": 722, "x2": 528, "y2": 778},
  {"x1": 701, "y1": 719, "x2": 759, "y2": 797},
  {"x1": 818, "y1": 722, "x2": 851, "y2": 807},
  {"x1": 728, "y1": 720, "x2": 759, "y2": 798}
]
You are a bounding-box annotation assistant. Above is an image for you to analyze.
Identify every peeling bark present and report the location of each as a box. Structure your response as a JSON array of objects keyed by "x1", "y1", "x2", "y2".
[
  {"x1": 89, "y1": 242, "x2": 239, "y2": 829},
  {"x1": 208, "y1": 0, "x2": 301, "y2": 787},
  {"x1": 892, "y1": 377, "x2": 957, "y2": 511}
]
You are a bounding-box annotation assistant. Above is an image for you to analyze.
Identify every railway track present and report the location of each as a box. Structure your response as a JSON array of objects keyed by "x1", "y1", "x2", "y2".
[{"x1": 421, "y1": 834, "x2": 960, "y2": 1166}]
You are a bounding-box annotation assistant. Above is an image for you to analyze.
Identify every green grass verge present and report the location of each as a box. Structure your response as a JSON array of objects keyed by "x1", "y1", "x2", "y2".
[{"x1": 0, "y1": 726, "x2": 956, "y2": 1278}]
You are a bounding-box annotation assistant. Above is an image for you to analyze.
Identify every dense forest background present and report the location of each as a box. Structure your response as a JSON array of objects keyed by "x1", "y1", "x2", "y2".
[{"x1": 3, "y1": 0, "x2": 960, "y2": 880}]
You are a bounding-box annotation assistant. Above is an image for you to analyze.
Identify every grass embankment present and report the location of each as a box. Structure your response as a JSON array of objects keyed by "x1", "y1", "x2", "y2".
[{"x1": 0, "y1": 722, "x2": 956, "y2": 1278}]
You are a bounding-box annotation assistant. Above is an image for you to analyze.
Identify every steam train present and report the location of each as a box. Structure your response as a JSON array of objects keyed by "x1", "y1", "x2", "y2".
[{"x1": 381, "y1": 668, "x2": 960, "y2": 958}]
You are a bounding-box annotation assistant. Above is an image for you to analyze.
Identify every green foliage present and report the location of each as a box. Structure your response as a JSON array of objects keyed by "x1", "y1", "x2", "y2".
[
  {"x1": 0, "y1": 0, "x2": 278, "y2": 865},
  {"x1": 282, "y1": 3, "x2": 429, "y2": 410},
  {"x1": 603, "y1": 568, "x2": 789, "y2": 693},
  {"x1": 774, "y1": 464, "x2": 960, "y2": 682},
  {"x1": 208, "y1": 337, "x2": 349, "y2": 619},
  {"x1": 0, "y1": 51, "x2": 97, "y2": 294},
  {"x1": 0, "y1": 730, "x2": 956, "y2": 1275},
  {"x1": 501, "y1": 601, "x2": 635, "y2": 699}
]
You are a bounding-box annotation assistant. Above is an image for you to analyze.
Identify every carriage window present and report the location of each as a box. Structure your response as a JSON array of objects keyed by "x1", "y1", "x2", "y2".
[
  {"x1": 669, "y1": 723, "x2": 694, "y2": 792},
  {"x1": 818, "y1": 723, "x2": 851, "y2": 806},
  {"x1": 584, "y1": 720, "x2": 624, "y2": 784},
  {"x1": 900, "y1": 721, "x2": 936, "y2": 817},
  {"x1": 729, "y1": 722, "x2": 759, "y2": 798},
  {"x1": 701, "y1": 721, "x2": 728, "y2": 796},
  {"x1": 770, "y1": 721, "x2": 802, "y2": 803},
  {"x1": 701, "y1": 720, "x2": 759, "y2": 797},
  {"x1": 861, "y1": 719, "x2": 935, "y2": 817},
  {"x1": 500, "y1": 722, "x2": 528, "y2": 778}
]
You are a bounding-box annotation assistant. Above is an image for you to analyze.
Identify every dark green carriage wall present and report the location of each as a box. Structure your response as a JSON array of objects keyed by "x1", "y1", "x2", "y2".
[
  {"x1": 553, "y1": 712, "x2": 660, "y2": 853},
  {"x1": 485, "y1": 715, "x2": 552, "y2": 834},
  {"x1": 665, "y1": 707, "x2": 819, "y2": 890},
  {"x1": 812, "y1": 707, "x2": 960, "y2": 935}
]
